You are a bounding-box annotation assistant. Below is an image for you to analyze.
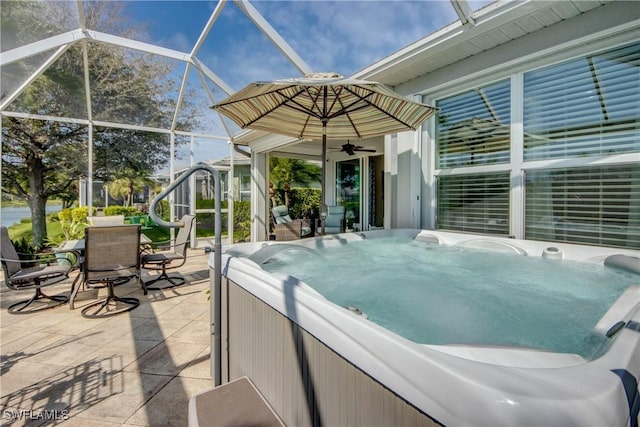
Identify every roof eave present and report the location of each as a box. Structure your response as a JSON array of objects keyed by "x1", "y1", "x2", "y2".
[{"x1": 353, "y1": 0, "x2": 556, "y2": 85}]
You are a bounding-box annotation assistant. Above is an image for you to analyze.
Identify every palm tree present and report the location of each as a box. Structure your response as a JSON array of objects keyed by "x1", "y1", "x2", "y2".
[
  {"x1": 107, "y1": 177, "x2": 149, "y2": 207},
  {"x1": 269, "y1": 158, "x2": 321, "y2": 207}
]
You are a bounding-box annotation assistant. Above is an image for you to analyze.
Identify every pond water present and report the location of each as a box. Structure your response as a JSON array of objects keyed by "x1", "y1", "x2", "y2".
[{"x1": 1, "y1": 204, "x2": 62, "y2": 227}]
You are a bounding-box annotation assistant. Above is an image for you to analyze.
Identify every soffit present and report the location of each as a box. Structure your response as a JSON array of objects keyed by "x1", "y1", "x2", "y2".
[{"x1": 355, "y1": 0, "x2": 612, "y2": 87}]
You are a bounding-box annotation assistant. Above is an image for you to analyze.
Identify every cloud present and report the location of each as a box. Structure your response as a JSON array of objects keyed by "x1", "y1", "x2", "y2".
[
  {"x1": 167, "y1": 31, "x2": 192, "y2": 53},
  {"x1": 254, "y1": 0, "x2": 458, "y2": 76}
]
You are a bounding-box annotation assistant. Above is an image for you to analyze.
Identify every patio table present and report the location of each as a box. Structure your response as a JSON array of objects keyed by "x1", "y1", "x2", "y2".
[{"x1": 58, "y1": 234, "x2": 152, "y2": 253}]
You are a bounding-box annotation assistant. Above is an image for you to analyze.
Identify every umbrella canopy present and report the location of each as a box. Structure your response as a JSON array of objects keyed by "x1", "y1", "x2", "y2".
[{"x1": 212, "y1": 72, "x2": 436, "y2": 218}]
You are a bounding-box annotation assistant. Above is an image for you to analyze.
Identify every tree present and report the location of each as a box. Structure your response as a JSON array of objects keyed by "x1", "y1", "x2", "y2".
[
  {"x1": 107, "y1": 177, "x2": 149, "y2": 207},
  {"x1": 269, "y1": 157, "x2": 321, "y2": 207},
  {"x1": 1, "y1": 2, "x2": 196, "y2": 247}
]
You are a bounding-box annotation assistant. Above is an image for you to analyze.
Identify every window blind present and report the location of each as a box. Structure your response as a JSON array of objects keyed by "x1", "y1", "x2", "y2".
[
  {"x1": 436, "y1": 172, "x2": 510, "y2": 235},
  {"x1": 525, "y1": 165, "x2": 640, "y2": 249},
  {"x1": 523, "y1": 42, "x2": 640, "y2": 160},
  {"x1": 436, "y1": 79, "x2": 511, "y2": 168}
]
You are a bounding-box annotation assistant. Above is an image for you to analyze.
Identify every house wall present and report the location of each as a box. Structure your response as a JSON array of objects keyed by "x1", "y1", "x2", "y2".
[
  {"x1": 398, "y1": 1, "x2": 640, "y2": 245},
  {"x1": 396, "y1": 1, "x2": 639, "y2": 98},
  {"x1": 389, "y1": 131, "x2": 421, "y2": 229}
]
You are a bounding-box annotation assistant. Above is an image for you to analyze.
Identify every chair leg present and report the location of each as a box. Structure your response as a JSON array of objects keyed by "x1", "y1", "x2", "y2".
[
  {"x1": 69, "y1": 273, "x2": 83, "y2": 310},
  {"x1": 80, "y1": 282, "x2": 139, "y2": 318},
  {"x1": 144, "y1": 263, "x2": 185, "y2": 290},
  {"x1": 138, "y1": 275, "x2": 148, "y2": 295},
  {"x1": 8, "y1": 287, "x2": 68, "y2": 314}
]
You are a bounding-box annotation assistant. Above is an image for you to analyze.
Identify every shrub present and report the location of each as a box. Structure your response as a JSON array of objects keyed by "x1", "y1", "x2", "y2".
[
  {"x1": 234, "y1": 200, "x2": 251, "y2": 242},
  {"x1": 12, "y1": 237, "x2": 36, "y2": 259},
  {"x1": 104, "y1": 206, "x2": 139, "y2": 216},
  {"x1": 57, "y1": 206, "x2": 95, "y2": 241},
  {"x1": 289, "y1": 188, "x2": 321, "y2": 219}
]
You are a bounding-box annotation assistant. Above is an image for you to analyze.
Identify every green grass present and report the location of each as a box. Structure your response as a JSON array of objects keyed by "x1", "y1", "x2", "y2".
[
  {"x1": 7, "y1": 212, "x2": 243, "y2": 249},
  {"x1": 6, "y1": 213, "x2": 172, "y2": 248}
]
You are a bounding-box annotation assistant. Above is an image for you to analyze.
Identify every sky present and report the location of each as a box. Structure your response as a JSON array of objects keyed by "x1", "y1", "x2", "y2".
[
  {"x1": 126, "y1": 1, "x2": 469, "y2": 84},
  {"x1": 115, "y1": 1, "x2": 493, "y2": 167}
]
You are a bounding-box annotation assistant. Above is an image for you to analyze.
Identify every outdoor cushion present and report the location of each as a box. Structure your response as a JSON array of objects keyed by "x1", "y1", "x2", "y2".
[
  {"x1": 275, "y1": 214, "x2": 293, "y2": 224},
  {"x1": 272, "y1": 205, "x2": 294, "y2": 224}
]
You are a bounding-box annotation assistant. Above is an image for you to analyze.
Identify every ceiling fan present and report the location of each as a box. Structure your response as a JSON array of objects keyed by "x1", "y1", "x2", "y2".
[{"x1": 340, "y1": 141, "x2": 376, "y2": 156}]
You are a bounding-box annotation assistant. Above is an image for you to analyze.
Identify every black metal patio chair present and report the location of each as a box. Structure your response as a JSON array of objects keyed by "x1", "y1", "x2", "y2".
[
  {"x1": 69, "y1": 224, "x2": 146, "y2": 318},
  {"x1": 141, "y1": 215, "x2": 196, "y2": 290},
  {"x1": 1, "y1": 225, "x2": 78, "y2": 314}
]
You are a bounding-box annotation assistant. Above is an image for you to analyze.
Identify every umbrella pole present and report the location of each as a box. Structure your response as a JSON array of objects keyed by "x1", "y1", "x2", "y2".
[{"x1": 321, "y1": 120, "x2": 327, "y2": 235}]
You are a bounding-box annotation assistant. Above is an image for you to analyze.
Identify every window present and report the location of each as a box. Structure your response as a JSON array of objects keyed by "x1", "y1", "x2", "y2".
[
  {"x1": 437, "y1": 173, "x2": 510, "y2": 235},
  {"x1": 431, "y1": 42, "x2": 639, "y2": 248},
  {"x1": 525, "y1": 165, "x2": 640, "y2": 249},
  {"x1": 524, "y1": 42, "x2": 640, "y2": 160},
  {"x1": 436, "y1": 79, "x2": 511, "y2": 168}
]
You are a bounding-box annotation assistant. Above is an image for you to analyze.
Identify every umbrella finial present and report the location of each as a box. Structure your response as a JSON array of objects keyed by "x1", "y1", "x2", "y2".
[{"x1": 304, "y1": 72, "x2": 343, "y2": 79}]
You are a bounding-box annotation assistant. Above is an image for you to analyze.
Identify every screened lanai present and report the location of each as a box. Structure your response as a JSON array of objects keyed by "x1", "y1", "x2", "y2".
[{"x1": 1, "y1": 0, "x2": 496, "y2": 242}]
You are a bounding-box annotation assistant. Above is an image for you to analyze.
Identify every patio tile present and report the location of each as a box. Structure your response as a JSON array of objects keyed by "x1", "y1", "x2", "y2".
[
  {"x1": 70, "y1": 316, "x2": 152, "y2": 346},
  {"x1": 85, "y1": 338, "x2": 160, "y2": 370},
  {"x1": 51, "y1": 417, "x2": 122, "y2": 426},
  {"x1": 28, "y1": 338, "x2": 104, "y2": 367},
  {"x1": 0, "y1": 326, "x2": 42, "y2": 347},
  {"x1": 160, "y1": 301, "x2": 209, "y2": 323},
  {"x1": 177, "y1": 347, "x2": 211, "y2": 380},
  {"x1": 62, "y1": 371, "x2": 173, "y2": 425},
  {"x1": 124, "y1": 377, "x2": 212, "y2": 426},
  {"x1": 195, "y1": 309, "x2": 210, "y2": 322},
  {"x1": 1, "y1": 248, "x2": 215, "y2": 426},
  {"x1": 176, "y1": 288, "x2": 210, "y2": 305},
  {"x1": 125, "y1": 340, "x2": 208, "y2": 377},
  {"x1": 119, "y1": 318, "x2": 187, "y2": 343},
  {"x1": 0, "y1": 360, "x2": 68, "y2": 399},
  {"x1": 35, "y1": 312, "x2": 109, "y2": 336},
  {"x1": 0, "y1": 301, "x2": 70, "y2": 328},
  {"x1": 169, "y1": 320, "x2": 209, "y2": 345},
  {"x1": 1, "y1": 332, "x2": 79, "y2": 369}
]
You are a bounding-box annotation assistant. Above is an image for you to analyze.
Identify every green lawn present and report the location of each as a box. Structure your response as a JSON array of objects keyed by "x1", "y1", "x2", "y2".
[
  {"x1": 6, "y1": 212, "x2": 171, "y2": 249},
  {"x1": 6, "y1": 212, "x2": 239, "y2": 250}
]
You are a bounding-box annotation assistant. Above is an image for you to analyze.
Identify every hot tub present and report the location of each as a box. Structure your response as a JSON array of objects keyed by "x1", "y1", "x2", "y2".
[{"x1": 211, "y1": 229, "x2": 640, "y2": 426}]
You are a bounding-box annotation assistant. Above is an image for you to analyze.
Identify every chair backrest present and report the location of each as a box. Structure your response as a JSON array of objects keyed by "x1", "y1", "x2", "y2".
[
  {"x1": 173, "y1": 215, "x2": 196, "y2": 256},
  {"x1": 87, "y1": 215, "x2": 125, "y2": 226},
  {"x1": 325, "y1": 205, "x2": 345, "y2": 228},
  {"x1": 0, "y1": 225, "x2": 21, "y2": 278},
  {"x1": 84, "y1": 225, "x2": 140, "y2": 282},
  {"x1": 271, "y1": 205, "x2": 292, "y2": 224}
]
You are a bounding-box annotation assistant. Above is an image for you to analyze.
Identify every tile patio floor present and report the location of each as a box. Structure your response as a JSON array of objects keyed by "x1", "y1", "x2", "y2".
[{"x1": 1, "y1": 248, "x2": 215, "y2": 426}]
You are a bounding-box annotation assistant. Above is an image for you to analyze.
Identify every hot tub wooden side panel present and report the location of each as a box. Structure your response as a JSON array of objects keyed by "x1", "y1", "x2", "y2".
[{"x1": 224, "y1": 279, "x2": 442, "y2": 427}]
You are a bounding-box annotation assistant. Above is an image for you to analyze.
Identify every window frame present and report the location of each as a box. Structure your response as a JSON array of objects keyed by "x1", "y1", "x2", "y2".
[{"x1": 425, "y1": 39, "x2": 639, "y2": 248}]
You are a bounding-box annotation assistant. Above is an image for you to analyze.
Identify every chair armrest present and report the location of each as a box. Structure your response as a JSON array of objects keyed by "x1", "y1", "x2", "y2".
[
  {"x1": 147, "y1": 239, "x2": 172, "y2": 251},
  {"x1": 1, "y1": 249, "x2": 80, "y2": 266}
]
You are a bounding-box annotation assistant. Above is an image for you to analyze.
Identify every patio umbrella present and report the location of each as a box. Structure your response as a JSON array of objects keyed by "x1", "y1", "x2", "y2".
[{"x1": 211, "y1": 72, "x2": 436, "y2": 214}]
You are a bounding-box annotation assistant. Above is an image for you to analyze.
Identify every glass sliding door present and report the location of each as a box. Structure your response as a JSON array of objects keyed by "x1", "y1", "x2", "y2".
[{"x1": 336, "y1": 159, "x2": 360, "y2": 231}]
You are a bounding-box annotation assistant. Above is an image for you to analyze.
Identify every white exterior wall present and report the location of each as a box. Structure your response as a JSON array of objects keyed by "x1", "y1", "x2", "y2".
[
  {"x1": 390, "y1": 130, "x2": 421, "y2": 229},
  {"x1": 403, "y1": 0, "x2": 640, "y2": 235}
]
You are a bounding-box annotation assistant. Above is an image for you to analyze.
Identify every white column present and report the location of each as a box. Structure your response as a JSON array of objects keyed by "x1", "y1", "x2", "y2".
[
  {"x1": 384, "y1": 134, "x2": 397, "y2": 229},
  {"x1": 228, "y1": 141, "x2": 234, "y2": 244},
  {"x1": 421, "y1": 96, "x2": 437, "y2": 230},
  {"x1": 250, "y1": 151, "x2": 268, "y2": 242},
  {"x1": 87, "y1": 123, "x2": 93, "y2": 212},
  {"x1": 169, "y1": 133, "x2": 176, "y2": 242},
  {"x1": 510, "y1": 73, "x2": 525, "y2": 239},
  {"x1": 189, "y1": 135, "x2": 197, "y2": 246}
]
